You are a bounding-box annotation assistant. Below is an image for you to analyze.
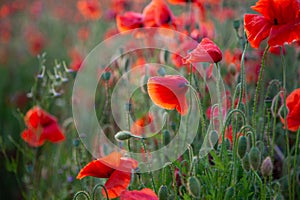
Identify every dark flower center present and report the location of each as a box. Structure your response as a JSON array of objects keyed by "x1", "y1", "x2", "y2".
[{"x1": 274, "y1": 18, "x2": 278, "y2": 25}]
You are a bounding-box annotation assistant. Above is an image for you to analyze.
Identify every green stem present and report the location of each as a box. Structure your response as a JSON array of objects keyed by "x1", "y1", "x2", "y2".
[
  {"x1": 281, "y1": 48, "x2": 292, "y2": 200},
  {"x1": 141, "y1": 139, "x2": 157, "y2": 194},
  {"x1": 252, "y1": 45, "x2": 270, "y2": 130},
  {"x1": 92, "y1": 184, "x2": 109, "y2": 200},
  {"x1": 292, "y1": 128, "x2": 300, "y2": 199}
]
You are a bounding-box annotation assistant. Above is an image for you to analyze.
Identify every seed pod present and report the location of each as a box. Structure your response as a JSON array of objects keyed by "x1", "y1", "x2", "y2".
[
  {"x1": 187, "y1": 176, "x2": 201, "y2": 198},
  {"x1": 242, "y1": 153, "x2": 250, "y2": 171},
  {"x1": 209, "y1": 130, "x2": 219, "y2": 148},
  {"x1": 158, "y1": 185, "x2": 168, "y2": 200},
  {"x1": 249, "y1": 147, "x2": 261, "y2": 170},
  {"x1": 260, "y1": 156, "x2": 273, "y2": 177},
  {"x1": 115, "y1": 131, "x2": 133, "y2": 141},
  {"x1": 163, "y1": 130, "x2": 171, "y2": 146},
  {"x1": 224, "y1": 187, "x2": 234, "y2": 200},
  {"x1": 237, "y1": 136, "x2": 248, "y2": 159}
]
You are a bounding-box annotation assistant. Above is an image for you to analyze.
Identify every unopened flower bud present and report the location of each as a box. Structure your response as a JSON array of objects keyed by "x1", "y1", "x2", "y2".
[
  {"x1": 158, "y1": 185, "x2": 168, "y2": 200},
  {"x1": 187, "y1": 176, "x2": 201, "y2": 198},
  {"x1": 260, "y1": 156, "x2": 273, "y2": 177},
  {"x1": 163, "y1": 129, "x2": 171, "y2": 146},
  {"x1": 238, "y1": 136, "x2": 248, "y2": 159},
  {"x1": 209, "y1": 130, "x2": 219, "y2": 148},
  {"x1": 242, "y1": 153, "x2": 250, "y2": 171},
  {"x1": 224, "y1": 187, "x2": 234, "y2": 200},
  {"x1": 115, "y1": 131, "x2": 133, "y2": 141},
  {"x1": 249, "y1": 147, "x2": 261, "y2": 170}
]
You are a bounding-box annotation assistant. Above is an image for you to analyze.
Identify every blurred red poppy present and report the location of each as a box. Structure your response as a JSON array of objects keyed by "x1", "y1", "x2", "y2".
[
  {"x1": 130, "y1": 114, "x2": 154, "y2": 136},
  {"x1": 244, "y1": 0, "x2": 300, "y2": 48},
  {"x1": 120, "y1": 188, "x2": 158, "y2": 200},
  {"x1": 116, "y1": 12, "x2": 144, "y2": 32},
  {"x1": 77, "y1": 152, "x2": 138, "y2": 199},
  {"x1": 281, "y1": 88, "x2": 300, "y2": 132},
  {"x1": 21, "y1": 106, "x2": 65, "y2": 147},
  {"x1": 147, "y1": 75, "x2": 189, "y2": 115},
  {"x1": 183, "y1": 37, "x2": 222, "y2": 64},
  {"x1": 143, "y1": 0, "x2": 174, "y2": 28},
  {"x1": 77, "y1": 0, "x2": 102, "y2": 20}
]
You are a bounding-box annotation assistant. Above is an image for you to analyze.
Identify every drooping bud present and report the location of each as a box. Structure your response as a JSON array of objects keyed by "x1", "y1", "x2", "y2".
[
  {"x1": 187, "y1": 176, "x2": 201, "y2": 198},
  {"x1": 115, "y1": 131, "x2": 133, "y2": 141},
  {"x1": 209, "y1": 130, "x2": 219, "y2": 149},
  {"x1": 242, "y1": 153, "x2": 250, "y2": 171},
  {"x1": 249, "y1": 146, "x2": 261, "y2": 170},
  {"x1": 237, "y1": 136, "x2": 248, "y2": 159},
  {"x1": 158, "y1": 185, "x2": 168, "y2": 200},
  {"x1": 260, "y1": 156, "x2": 273, "y2": 177}
]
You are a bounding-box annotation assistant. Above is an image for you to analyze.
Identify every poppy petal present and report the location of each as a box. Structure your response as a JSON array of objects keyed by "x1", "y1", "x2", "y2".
[
  {"x1": 76, "y1": 152, "x2": 122, "y2": 179},
  {"x1": 147, "y1": 75, "x2": 189, "y2": 115},
  {"x1": 21, "y1": 129, "x2": 45, "y2": 147},
  {"x1": 120, "y1": 188, "x2": 158, "y2": 200},
  {"x1": 244, "y1": 14, "x2": 272, "y2": 48},
  {"x1": 268, "y1": 21, "x2": 300, "y2": 47},
  {"x1": 42, "y1": 123, "x2": 65, "y2": 143},
  {"x1": 103, "y1": 170, "x2": 131, "y2": 199}
]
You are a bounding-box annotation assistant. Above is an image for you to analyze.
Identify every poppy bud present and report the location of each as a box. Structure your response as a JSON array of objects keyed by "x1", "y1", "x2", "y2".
[
  {"x1": 242, "y1": 153, "x2": 250, "y2": 171},
  {"x1": 187, "y1": 176, "x2": 201, "y2": 198},
  {"x1": 225, "y1": 138, "x2": 231, "y2": 150},
  {"x1": 233, "y1": 20, "x2": 240, "y2": 30},
  {"x1": 209, "y1": 130, "x2": 219, "y2": 148},
  {"x1": 249, "y1": 147, "x2": 261, "y2": 170},
  {"x1": 274, "y1": 194, "x2": 284, "y2": 200},
  {"x1": 260, "y1": 156, "x2": 273, "y2": 177},
  {"x1": 158, "y1": 185, "x2": 168, "y2": 200},
  {"x1": 157, "y1": 67, "x2": 166, "y2": 77},
  {"x1": 179, "y1": 185, "x2": 187, "y2": 197},
  {"x1": 101, "y1": 71, "x2": 111, "y2": 81},
  {"x1": 237, "y1": 136, "x2": 248, "y2": 159},
  {"x1": 115, "y1": 131, "x2": 133, "y2": 141},
  {"x1": 224, "y1": 187, "x2": 234, "y2": 200},
  {"x1": 163, "y1": 129, "x2": 171, "y2": 146}
]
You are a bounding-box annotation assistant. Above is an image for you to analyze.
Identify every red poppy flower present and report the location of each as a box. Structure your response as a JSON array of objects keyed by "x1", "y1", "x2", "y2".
[
  {"x1": 183, "y1": 37, "x2": 222, "y2": 64},
  {"x1": 244, "y1": 0, "x2": 300, "y2": 48},
  {"x1": 68, "y1": 48, "x2": 83, "y2": 71},
  {"x1": 281, "y1": 88, "x2": 300, "y2": 132},
  {"x1": 130, "y1": 114, "x2": 154, "y2": 136},
  {"x1": 77, "y1": 0, "x2": 101, "y2": 20},
  {"x1": 147, "y1": 75, "x2": 189, "y2": 115},
  {"x1": 21, "y1": 106, "x2": 65, "y2": 147},
  {"x1": 77, "y1": 152, "x2": 138, "y2": 199},
  {"x1": 120, "y1": 188, "x2": 158, "y2": 200},
  {"x1": 143, "y1": 0, "x2": 174, "y2": 28},
  {"x1": 116, "y1": 12, "x2": 144, "y2": 32}
]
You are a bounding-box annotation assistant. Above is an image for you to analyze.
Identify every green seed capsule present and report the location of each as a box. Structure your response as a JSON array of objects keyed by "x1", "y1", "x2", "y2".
[
  {"x1": 158, "y1": 185, "x2": 168, "y2": 200},
  {"x1": 114, "y1": 131, "x2": 133, "y2": 141},
  {"x1": 237, "y1": 136, "x2": 248, "y2": 159},
  {"x1": 187, "y1": 176, "x2": 201, "y2": 198},
  {"x1": 249, "y1": 147, "x2": 261, "y2": 171}
]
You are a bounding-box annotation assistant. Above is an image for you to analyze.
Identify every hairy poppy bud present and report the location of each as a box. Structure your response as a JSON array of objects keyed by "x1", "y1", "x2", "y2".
[
  {"x1": 242, "y1": 153, "x2": 250, "y2": 171},
  {"x1": 158, "y1": 185, "x2": 168, "y2": 200},
  {"x1": 163, "y1": 129, "x2": 171, "y2": 146},
  {"x1": 115, "y1": 131, "x2": 133, "y2": 141},
  {"x1": 224, "y1": 187, "x2": 234, "y2": 200},
  {"x1": 101, "y1": 71, "x2": 111, "y2": 81},
  {"x1": 238, "y1": 136, "x2": 248, "y2": 159},
  {"x1": 261, "y1": 156, "x2": 273, "y2": 177},
  {"x1": 249, "y1": 147, "x2": 261, "y2": 170},
  {"x1": 274, "y1": 194, "x2": 284, "y2": 200},
  {"x1": 209, "y1": 130, "x2": 219, "y2": 148},
  {"x1": 187, "y1": 176, "x2": 201, "y2": 198}
]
